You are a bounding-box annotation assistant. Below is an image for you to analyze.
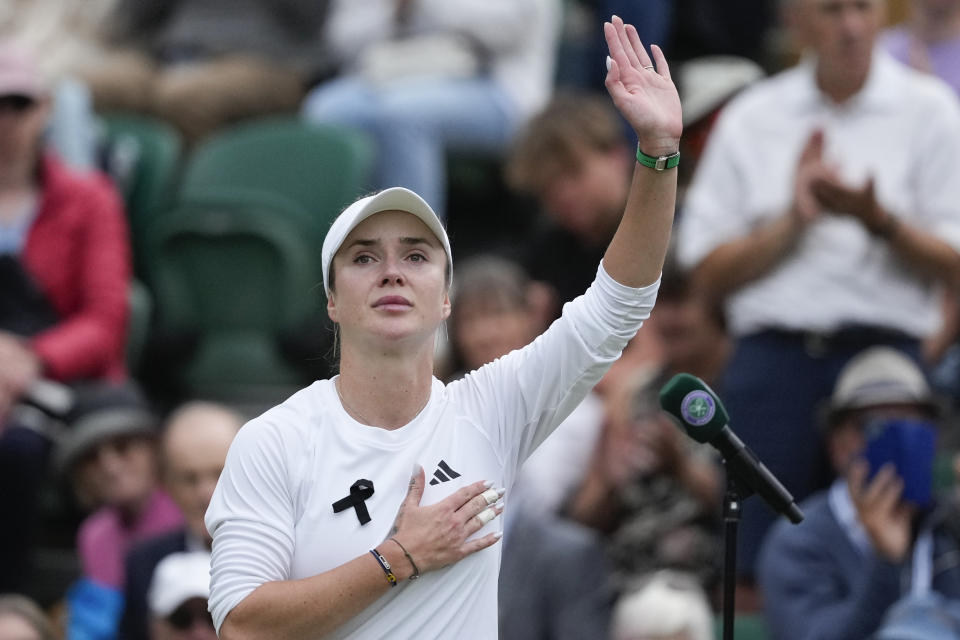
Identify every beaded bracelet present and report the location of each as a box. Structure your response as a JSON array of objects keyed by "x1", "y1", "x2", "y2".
[{"x1": 369, "y1": 548, "x2": 398, "y2": 587}]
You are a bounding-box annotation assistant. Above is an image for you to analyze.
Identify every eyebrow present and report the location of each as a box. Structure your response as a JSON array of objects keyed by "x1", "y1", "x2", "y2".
[
  {"x1": 344, "y1": 236, "x2": 439, "y2": 250},
  {"x1": 400, "y1": 236, "x2": 439, "y2": 248}
]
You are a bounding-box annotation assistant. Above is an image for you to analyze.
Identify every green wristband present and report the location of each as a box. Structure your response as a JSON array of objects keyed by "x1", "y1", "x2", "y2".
[{"x1": 636, "y1": 146, "x2": 680, "y2": 171}]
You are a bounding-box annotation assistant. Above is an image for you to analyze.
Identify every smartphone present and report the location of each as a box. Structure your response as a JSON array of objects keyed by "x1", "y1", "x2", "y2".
[{"x1": 863, "y1": 418, "x2": 936, "y2": 507}]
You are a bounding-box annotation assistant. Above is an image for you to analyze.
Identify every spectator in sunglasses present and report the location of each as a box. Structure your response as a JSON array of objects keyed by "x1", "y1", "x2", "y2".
[
  {"x1": 147, "y1": 551, "x2": 216, "y2": 640},
  {"x1": 55, "y1": 388, "x2": 183, "y2": 640},
  {"x1": 0, "y1": 41, "x2": 132, "y2": 593}
]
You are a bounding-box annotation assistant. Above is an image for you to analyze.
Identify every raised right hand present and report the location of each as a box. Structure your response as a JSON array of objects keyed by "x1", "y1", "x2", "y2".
[
  {"x1": 387, "y1": 467, "x2": 504, "y2": 574},
  {"x1": 603, "y1": 16, "x2": 682, "y2": 157},
  {"x1": 847, "y1": 460, "x2": 914, "y2": 563}
]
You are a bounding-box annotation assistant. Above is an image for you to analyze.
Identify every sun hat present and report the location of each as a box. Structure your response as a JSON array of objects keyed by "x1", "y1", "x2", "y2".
[
  {"x1": 321, "y1": 187, "x2": 452, "y2": 294},
  {"x1": 825, "y1": 346, "x2": 939, "y2": 428},
  {"x1": 54, "y1": 385, "x2": 158, "y2": 476}
]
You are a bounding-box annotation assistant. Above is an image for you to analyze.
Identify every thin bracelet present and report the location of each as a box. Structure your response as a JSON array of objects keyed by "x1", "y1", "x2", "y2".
[
  {"x1": 874, "y1": 214, "x2": 902, "y2": 240},
  {"x1": 389, "y1": 537, "x2": 421, "y2": 580},
  {"x1": 369, "y1": 549, "x2": 398, "y2": 587}
]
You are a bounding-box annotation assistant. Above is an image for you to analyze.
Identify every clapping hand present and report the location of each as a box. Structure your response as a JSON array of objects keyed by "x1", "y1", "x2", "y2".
[
  {"x1": 791, "y1": 130, "x2": 835, "y2": 225},
  {"x1": 603, "y1": 16, "x2": 682, "y2": 158},
  {"x1": 812, "y1": 174, "x2": 893, "y2": 235}
]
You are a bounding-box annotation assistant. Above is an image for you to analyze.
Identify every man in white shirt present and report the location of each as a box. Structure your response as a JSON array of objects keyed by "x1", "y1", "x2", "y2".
[{"x1": 676, "y1": 0, "x2": 960, "y2": 578}]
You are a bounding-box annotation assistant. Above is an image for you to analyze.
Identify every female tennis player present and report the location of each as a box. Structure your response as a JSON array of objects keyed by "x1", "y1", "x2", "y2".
[{"x1": 206, "y1": 15, "x2": 682, "y2": 639}]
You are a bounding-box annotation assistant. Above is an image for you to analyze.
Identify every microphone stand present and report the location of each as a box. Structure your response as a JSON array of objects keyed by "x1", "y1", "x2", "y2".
[{"x1": 721, "y1": 471, "x2": 749, "y2": 640}]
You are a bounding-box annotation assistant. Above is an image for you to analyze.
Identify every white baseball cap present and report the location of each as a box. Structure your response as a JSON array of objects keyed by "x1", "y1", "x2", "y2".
[
  {"x1": 321, "y1": 187, "x2": 452, "y2": 294},
  {"x1": 148, "y1": 551, "x2": 212, "y2": 618}
]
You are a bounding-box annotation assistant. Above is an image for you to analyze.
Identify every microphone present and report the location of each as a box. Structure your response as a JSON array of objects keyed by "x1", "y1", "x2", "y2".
[{"x1": 659, "y1": 373, "x2": 804, "y2": 524}]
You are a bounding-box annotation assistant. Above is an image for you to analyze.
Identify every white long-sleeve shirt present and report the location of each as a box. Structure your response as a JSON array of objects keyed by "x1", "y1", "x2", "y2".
[{"x1": 206, "y1": 264, "x2": 659, "y2": 639}]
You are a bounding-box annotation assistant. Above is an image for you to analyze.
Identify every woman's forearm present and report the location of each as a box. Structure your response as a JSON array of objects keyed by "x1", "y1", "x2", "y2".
[
  {"x1": 220, "y1": 543, "x2": 414, "y2": 640},
  {"x1": 603, "y1": 161, "x2": 677, "y2": 289}
]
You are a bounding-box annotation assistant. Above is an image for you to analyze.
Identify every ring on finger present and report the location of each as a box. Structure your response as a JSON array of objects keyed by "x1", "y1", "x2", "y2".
[{"x1": 643, "y1": 65, "x2": 655, "y2": 71}]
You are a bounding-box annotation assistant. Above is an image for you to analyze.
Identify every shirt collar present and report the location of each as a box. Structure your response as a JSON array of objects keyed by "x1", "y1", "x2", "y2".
[
  {"x1": 828, "y1": 478, "x2": 874, "y2": 557},
  {"x1": 792, "y1": 47, "x2": 902, "y2": 114}
]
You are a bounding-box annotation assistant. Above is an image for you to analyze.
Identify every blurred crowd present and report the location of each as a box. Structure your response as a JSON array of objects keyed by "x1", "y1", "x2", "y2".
[{"x1": 2, "y1": 0, "x2": 960, "y2": 639}]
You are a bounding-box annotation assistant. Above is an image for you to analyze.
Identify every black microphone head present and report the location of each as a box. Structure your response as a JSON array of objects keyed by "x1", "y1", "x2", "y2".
[{"x1": 659, "y1": 373, "x2": 730, "y2": 444}]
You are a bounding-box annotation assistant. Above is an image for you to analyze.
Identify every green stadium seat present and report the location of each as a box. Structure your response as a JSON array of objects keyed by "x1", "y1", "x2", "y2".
[
  {"x1": 714, "y1": 613, "x2": 769, "y2": 640},
  {"x1": 145, "y1": 191, "x2": 326, "y2": 402},
  {"x1": 100, "y1": 113, "x2": 183, "y2": 273},
  {"x1": 143, "y1": 118, "x2": 372, "y2": 402},
  {"x1": 934, "y1": 449, "x2": 956, "y2": 495},
  {"x1": 126, "y1": 279, "x2": 152, "y2": 373},
  {"x1": 179, "y1": 117, "x2": 373, "y2": 238}
]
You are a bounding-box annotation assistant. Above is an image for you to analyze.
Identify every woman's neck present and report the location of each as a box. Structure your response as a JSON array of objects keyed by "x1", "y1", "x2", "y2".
[{"x1": 337, "y1": 346, "x2": 436, "y2": 430}]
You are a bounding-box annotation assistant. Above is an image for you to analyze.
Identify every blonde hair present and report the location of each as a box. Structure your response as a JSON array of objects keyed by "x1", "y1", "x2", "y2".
[{"x1": 506, "y1": 93, "x2": 625, "y2": 194}]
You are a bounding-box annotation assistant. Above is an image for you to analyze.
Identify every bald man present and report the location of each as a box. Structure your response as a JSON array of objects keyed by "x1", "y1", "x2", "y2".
[{"x1": 119, "y1": 402, "x2": 243, "y2": 640}]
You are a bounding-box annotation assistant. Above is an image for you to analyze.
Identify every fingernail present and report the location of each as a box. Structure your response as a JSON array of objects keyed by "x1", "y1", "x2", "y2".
[
  {"x1": 612, "y1": 14, "x2": 620, "y2": 21},
  {"x1": 484, "y1": 480, "x2": 494, "y2": 488},
  {"x1": 497, "y1": 487, "x2": 506, "y2": 497},
  {"x1": 606, "y1": 56, "x2": 613, "y2": 71},
  {"x1": 494, "y1": 500, "x2": 504, "y2": 510},
  {"x1": 412, "y1": 463, "x2": 422, "y2": 477},
  {"x1": 494, "y1": 531, "x2": 504, "y2": 540}
]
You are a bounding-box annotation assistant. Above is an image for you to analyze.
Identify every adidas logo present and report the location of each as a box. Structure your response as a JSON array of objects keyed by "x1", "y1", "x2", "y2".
[{"x1": 428, "y1": 460, "x2": 461, "y2": 485}]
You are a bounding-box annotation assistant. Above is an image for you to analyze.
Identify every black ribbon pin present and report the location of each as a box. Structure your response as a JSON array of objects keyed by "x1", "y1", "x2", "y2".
[{"x1": 332, "y1": 479, "x2": 375, "y2": 525}]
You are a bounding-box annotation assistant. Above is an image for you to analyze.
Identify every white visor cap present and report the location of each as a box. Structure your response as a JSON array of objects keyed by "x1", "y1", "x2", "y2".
[{"x1": 321, "y1": 187, "x2": 452, "y2": 294}]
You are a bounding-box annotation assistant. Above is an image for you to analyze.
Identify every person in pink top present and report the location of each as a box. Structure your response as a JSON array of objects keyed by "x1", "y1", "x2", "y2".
[{"x1": 55, "y1": 389, "x2": 183, "y2": 640}]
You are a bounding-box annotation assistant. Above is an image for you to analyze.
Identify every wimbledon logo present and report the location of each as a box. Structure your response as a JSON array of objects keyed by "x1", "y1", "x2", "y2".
[{"x1": 681, "y1": 390, "x2": 716, "y2": 426}]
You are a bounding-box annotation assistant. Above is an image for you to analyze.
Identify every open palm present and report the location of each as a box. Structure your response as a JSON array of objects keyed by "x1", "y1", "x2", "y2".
[{"x1": 603, "y1": 16, "x2": 682, "y2": 157}]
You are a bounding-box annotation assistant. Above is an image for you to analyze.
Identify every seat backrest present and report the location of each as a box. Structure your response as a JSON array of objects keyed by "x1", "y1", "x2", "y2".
[
  {"x1": 126, "y1": 279, "x2": 153, "y2": 373},
  {"x1": 101, "y1": 113, "x2": 183, "y2": 265},
  {"x1": 143, "y1": 192, "x2": 326, "y2": 397},
  {"x1": 179, "y1": 117, "x2": 373, "y2": 236},
  {"x1": 146, "y1": 192, "x2": 322, "y2": 334}
]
